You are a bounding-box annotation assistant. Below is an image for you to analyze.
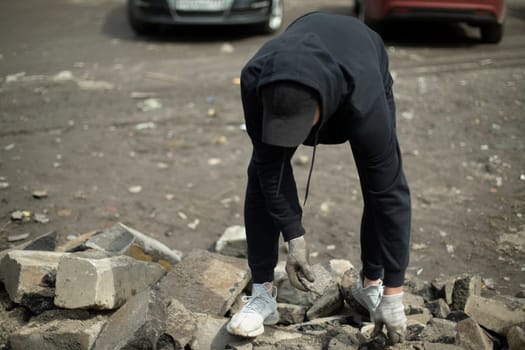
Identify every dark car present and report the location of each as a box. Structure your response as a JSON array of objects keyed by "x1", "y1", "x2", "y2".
[
  {"x1": 127, "y1": 0, "x2": 284, "y2": 35},
  {"x1": 354, "y1": 0, "x2": 506, "y2": 43}
]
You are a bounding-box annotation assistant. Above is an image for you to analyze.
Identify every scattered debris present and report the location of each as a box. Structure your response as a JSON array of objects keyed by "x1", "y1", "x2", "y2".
[
  {"x1": 32, "y1": 190, "x2": 48, "y2": 199},
  {"x1": 76, "y1": 79, "x2": 114, "y2": 90},
  {"x1": 187, "y1": 219, "x2": 200, "y2": 230},
  {"x1": 10, "y1": 211, "x2": 30, "y2": 221},
  {"x1": 208, "y1": 158, "x2": 221, "y2": 166},
  {"x1": 220, "y1": 43, "x2": 234, "y2": 54},
  {"x1": 130, "y1": 91, "x2": 155, "y2": 99},
  {"x1": 0, "y1": 226, "x2": 524, "y2": 350},
  {"x1": 134, "y1": 121, "x2": 156, "y2": 130},
  {"x1": 137, "y1": 98, "x2": 162, "y2": 112},
  {"x1": 34, "y1": 213, "x2": 50, "y2": 224},
  {"x1": 207, "y1": 107, "x2": 217, "y2": 117},
  {"x1": 128, "y1": 185, "x2": 142, "y2": 194},
  {"x1": 7, "y1": 233, "x2": 30, "y2": 243}
]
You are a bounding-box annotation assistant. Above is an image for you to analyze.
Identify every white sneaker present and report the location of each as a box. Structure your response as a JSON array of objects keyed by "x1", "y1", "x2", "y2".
[
  {"x1": 226, "y1": 282, "x2": 279, "y2": 337},
  {"x1": 351, "y1": 275, "x2": 384, "y2": 316}
]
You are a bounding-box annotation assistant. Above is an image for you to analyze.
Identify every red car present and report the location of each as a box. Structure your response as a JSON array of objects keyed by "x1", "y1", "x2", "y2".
[{"x1": 354, "y1": 0, "x2": 506, "y2": 43}]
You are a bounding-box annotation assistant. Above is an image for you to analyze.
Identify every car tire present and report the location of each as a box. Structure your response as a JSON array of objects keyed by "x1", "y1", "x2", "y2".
[
  {"x1": 127, "y1": 1, "x2": 154, "y2": 35},
  {"x1": 257, "y1": 0, "x2": 284, "y2": 34},
  {"x1": 480, "y1": 22, "x2": 504, "y2": 44},
  {"x1": 355, "y1": 0, "x2": 383, "y2": 34}
]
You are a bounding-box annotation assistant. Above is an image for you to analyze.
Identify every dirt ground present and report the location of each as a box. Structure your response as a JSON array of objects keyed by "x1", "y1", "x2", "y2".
[{"x1": 1, "y1": 0, "x2": 524, "y2": 296}]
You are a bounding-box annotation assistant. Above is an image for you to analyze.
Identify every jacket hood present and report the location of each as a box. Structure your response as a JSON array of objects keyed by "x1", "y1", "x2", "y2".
[{"x1": 255, "y1": 32, "x2": 346, "y2": 138}]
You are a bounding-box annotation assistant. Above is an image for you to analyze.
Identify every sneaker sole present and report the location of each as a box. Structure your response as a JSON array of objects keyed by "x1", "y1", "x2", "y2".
[
  {"x1": 226, "y1": 322, "x2": 264, "y2": 338},
  {"x1": 226, "y1": 310, "x2": 279, "y2": 338}
]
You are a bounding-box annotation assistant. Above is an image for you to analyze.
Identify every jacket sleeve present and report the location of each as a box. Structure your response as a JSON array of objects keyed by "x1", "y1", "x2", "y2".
[
  {"x1": 241, "y1": 67, "x2": 306, "y2": 241},
  {"x1": 248, "y1": 139, "x2": 305, "y2": 241}
]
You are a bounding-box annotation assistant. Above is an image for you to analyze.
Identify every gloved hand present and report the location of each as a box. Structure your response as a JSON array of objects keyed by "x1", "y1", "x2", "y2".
[
  {"x1": 371, "y1": 292, "x2": 407, "y2": 344},
  {"x1": 285, "y1": 236, "x2": 315, "y2": 292}
]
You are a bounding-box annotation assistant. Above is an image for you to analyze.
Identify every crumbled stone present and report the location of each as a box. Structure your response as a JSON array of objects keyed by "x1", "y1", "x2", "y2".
[
  {"x1": 464, "y1": 294, "x2": 525, "y2": 335},
  {"x1": 118, "y1": 223, "x2": 183, "y2": 265},
  {"x1": 215, "y1": 225, "x2": 247, "y2": 258},
  {"x1": 9, "y1": 309, "x2": 106, "y2": 350},
  {"x1": 306, "y1": 283, "x2": 344, "y2": 320},
  {"x1": 426, "y1": 298, "x2": 451, "y2": 318},
  {"x1": 158, "y1": 250, "x2": 250, "y2": 316},
  {"x1": 406, "y1": 306, "x2": 432, "y2": 325},
  {"x1": 92, "y1": 288, "x2": 166, "y2": 350},
  {"x1": 54, "y1": 254, "x2": 166, "y2": 310},
  {"x1": 404, "y1": 292, "x2": 426, "y2": 309},
  {"x1": 164, "y1": 298, "x2": 199, "y2": 348},
  {"x1": 189, "y1": 313, "x2": 252, "y2": 350},
  {"x1": 7, "y1": 233, "x2": 30, "y2": 243},
  {"x1": 431, "y1": 276, "x2": 456, "y2": 304},
  {"x1": 0, "y1": 306, "x2": 28, "y2": 349},
  {"x1": 277, "y1": 303, "x2": 307, "y2": 325},
  {"x1": 85, "y1": 225, "x2": 135, "y2": 255},
  {"x1": 419, "y1": 318, "x2": 457, "y2": 343},
  {"x1": 507, "y1": 325, "x2": 525, "y2": 350},
  {"x1": 456, "y1": 317, "x2": 493, "y2": 350},
  {"x1": 451, "y1": 275, "x2": 482, "y2": 311},
  {"x1": 0, "y1": 250, "x2": 64, "y2": 304},
  {"x1": 423, "y1": 342, "x2": 464, "y2": 350}
]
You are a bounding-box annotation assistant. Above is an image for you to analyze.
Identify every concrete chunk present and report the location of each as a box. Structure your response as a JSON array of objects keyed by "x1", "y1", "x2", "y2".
[
  {"x1": 0, "y1": 231, "x2": 57, "y2": 266},
  {"x1": 423, "y1": 343, "x2": 464, "y2": 350},
  {"x1": 464, "y1": 294, "x2": 525, "y2": 335},
  {"x1": 54, "y1": 254, "x2": 166, "y2": 310},
  {"x1": 277, "y1": 303, "x2": 307, "y2": 325},
  {"x1": 339, "y1": 268, "x2": 369, "y2": 317},
  {"x1": 451, "y1": 275, "x2": 481, "y2": 311},
  {"x1": 118, "y1": 222, "x2": 183, "y2": 266},
  {"x1": 419, "y1": 318, "x2": 456, "y2": 343},
  {"x1": 278, "y1": 262, "x2": 341, "y2": 309},
  {"x1": 158, "y1": 249, "x2": 250, "y2": 316},
  {"x1": 92, "y1": 288, "x2": 167, "y2": 350},
  {"x1": 164, "y1": 298, "x2": 199, "y2": 348},
  {"x1": 456, "y1": 317, "x2": 493, "y2": 350},
  {"x1": 426, "y1": 298, "x2": 451, "y2": 318},
  {"x1": 306, "y1": 283, "x2": 344, "y2": 320},
  {"x1": 189, "y1": 313, "x2": 252, "y2": 350},
  {"x1": 507, "y1": 325, "x2": 525, "y2": 350},
  {"x1": 431, "y1": 276, "x2": 456, "y2": 304},
  {"x1": 0, "y1": 250, "x2": 64, "y2": 303},
  {"x1": 215, "y1": 225, "x2": 247, "y2": 258},
  {"x1": 8, "y1": 309, "x2": 106, "y2": 350},
  {"x1": 0, "y1": 305, "x2": 28, "y2": 349},
  {"x1": 85, "y1": 225, "x2": 135, "y2": 255}
]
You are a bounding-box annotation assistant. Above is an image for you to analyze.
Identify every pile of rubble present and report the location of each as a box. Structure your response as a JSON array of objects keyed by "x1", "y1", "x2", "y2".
[{"x1": 0, "y1": 223, "x2": 524, "y2": 350}]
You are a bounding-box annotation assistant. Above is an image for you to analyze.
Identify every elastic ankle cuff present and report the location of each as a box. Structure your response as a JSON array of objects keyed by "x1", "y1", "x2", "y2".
[
  {"x1": 251, "y1": 269, "x2": 274, "y2": 284},
  {"x1": 383, "y1": 270, "x2": 405, "y2": 287}
]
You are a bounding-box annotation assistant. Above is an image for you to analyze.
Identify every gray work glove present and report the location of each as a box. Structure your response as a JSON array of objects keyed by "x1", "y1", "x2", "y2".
[
  {"x1": 285, "y1": 236, "x2": 315, "y2": 292},
  {"x1": 371, "y1": 292, "x2": 407, "y2": 344}
]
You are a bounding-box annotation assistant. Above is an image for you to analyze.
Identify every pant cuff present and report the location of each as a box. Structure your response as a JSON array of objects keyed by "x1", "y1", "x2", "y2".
[
  {"x1": 251, "y1": 268, "x2": 274, "y2": 284},
  {"x1": 383, "y1": 270, "x2": 405, "y2": 287}
]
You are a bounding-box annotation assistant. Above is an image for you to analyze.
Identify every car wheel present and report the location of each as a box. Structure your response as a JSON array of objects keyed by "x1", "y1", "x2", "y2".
[
  {"x1": 258, "y1": 0, "x2": 284, "y2": 34},
  {"x1": 480, "y1": 22, "x2": 503, "y2": 44},
  {"x1": 127, "y1": 1, "x2": 154, "y2": 35},
  {"x1": 355, "y1": 0, "x2": 383, "y2": 33},
  {"x1": 356, "y1": 0, "x2": 367, "y2": 23}
]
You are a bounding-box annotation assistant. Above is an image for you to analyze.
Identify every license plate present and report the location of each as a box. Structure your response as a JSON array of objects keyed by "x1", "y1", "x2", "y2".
[{"x1": 172, "y1": 0, "x2": 225, "y2": 11}]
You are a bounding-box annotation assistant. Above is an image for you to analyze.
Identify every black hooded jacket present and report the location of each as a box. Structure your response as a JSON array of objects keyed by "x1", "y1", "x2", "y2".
[{"x1": 241, "y1": 12, "x2": 411, "y2": 279}]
